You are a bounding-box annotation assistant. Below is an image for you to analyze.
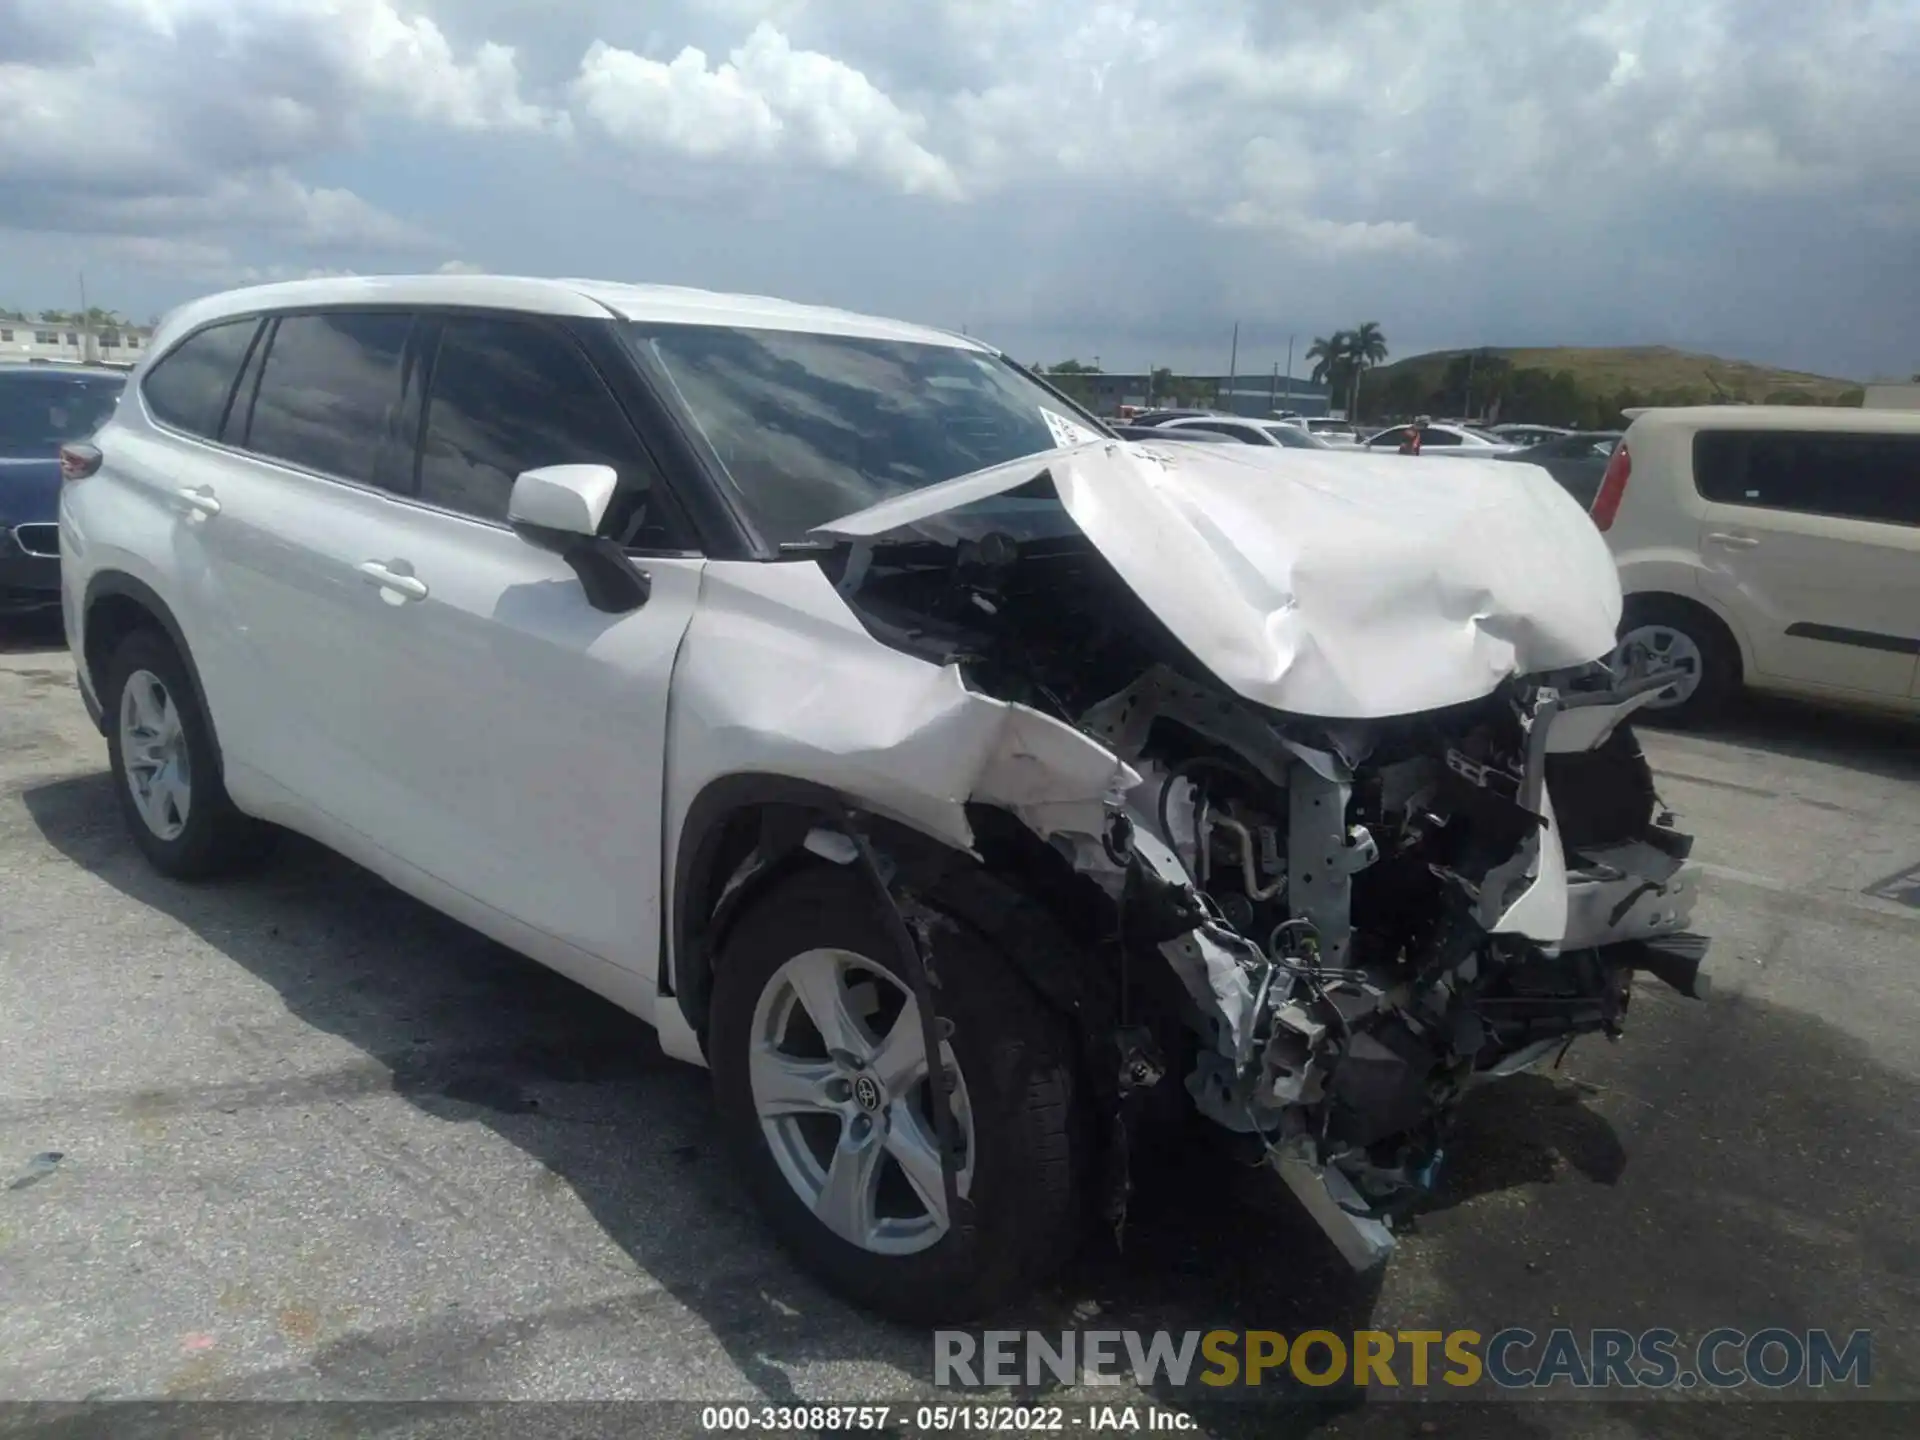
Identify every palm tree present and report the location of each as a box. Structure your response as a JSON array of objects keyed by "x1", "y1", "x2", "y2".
[
  {"x1": 1346, "y1": 321, "x2": 1388, "y2": 421},
  {"x1": 1306, "y1": 331, "x2": 1351, "y2": 388},
  {"x1": 1306, "y1": 331, "x2": 1353, "y2": 415}
]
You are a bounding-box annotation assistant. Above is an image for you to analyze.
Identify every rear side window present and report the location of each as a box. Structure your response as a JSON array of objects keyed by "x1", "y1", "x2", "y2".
[
  {"x1": 142, "y1": 319, "x2": 259, "y2": 439},
  {"x1": 1694, "y1": 430, "x2": 1920, "y2": 527},
  {"x1": 244, "y1": 312, "x2": 414, "y2": 483},
  {"x1": 417, "y1": 316, "x2": 687, "y2": 548}
]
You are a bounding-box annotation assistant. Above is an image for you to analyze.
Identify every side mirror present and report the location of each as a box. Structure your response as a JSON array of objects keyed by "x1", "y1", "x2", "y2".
[
  {"x1": 507, "y1": 464, "x2": 617, "y2": 536},
  {"x1": 507, "y1": 463, "x2": 651, "y2": 615}
]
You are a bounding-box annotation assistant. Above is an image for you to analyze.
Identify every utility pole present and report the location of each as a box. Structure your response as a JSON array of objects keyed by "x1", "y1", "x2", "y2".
[
  {"x1": 1285, "y1": 334, "x2": 1295, "y2": 407},
  {"x1": 78, "y1": 271, "x2": 90, "y2": 363},
  {"x1": 1269, "y1": 362, "x2": 1278, "y2": 410},
  {"x1": 1227, "y1": 322, "x2": 1238, "y2": 415}
]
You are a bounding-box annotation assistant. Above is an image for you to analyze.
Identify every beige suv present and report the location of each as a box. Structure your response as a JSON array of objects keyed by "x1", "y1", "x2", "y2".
[{"x1": 1595, "y1": 405, "x2": 1920, "y2": 723}]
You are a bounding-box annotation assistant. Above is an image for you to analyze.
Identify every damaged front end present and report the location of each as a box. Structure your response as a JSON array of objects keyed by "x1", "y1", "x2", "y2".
[
  {"x1": 1079, "y1": 662, "x2": 1707, "y2": 1267},
  {"x1": 799, "y1": 440, "x2": 1710, "y2": 1270}
]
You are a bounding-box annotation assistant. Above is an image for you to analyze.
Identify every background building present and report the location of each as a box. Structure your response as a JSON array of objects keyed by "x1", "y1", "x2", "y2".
[{"x1": 0, "y1": 321, "x2": 151, "y2": 369}]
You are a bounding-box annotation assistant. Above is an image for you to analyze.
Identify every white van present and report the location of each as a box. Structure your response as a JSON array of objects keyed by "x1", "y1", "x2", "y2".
[{"x1": 1595, "y1": 405, "x2": 1920, "y2": 722}]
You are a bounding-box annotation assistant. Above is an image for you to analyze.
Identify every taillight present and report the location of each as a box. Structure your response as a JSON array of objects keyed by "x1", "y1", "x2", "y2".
[
  {"x1": 60, "y1": 443, "x2": 102, "y2": 482},
  {"x1": 1590, "y1": 440, "x2": 1631, "y2": 531}
]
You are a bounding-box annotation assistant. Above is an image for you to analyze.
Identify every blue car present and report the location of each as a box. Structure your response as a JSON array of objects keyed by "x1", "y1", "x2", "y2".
[{"x1": 1, "y1": 365, "x2": 127, "y2": 616}]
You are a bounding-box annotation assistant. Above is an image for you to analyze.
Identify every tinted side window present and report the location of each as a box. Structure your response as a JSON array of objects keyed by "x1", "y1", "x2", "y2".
[
  {"x1": 1422, "y1": 429, "x2": 1462, "y2": 446},
  {"x1": 245, "y1": 312, "x2": 413, "y2": 482},
  {"x1": 416, "y1": 317, "x2": 686, "y2": 547},
  {"x1": 142, "y1": 319, "x2": 259, "y2": 439},
  {"x1": 1694, "y1": 431, "x2": 1920, "y2": 527}
]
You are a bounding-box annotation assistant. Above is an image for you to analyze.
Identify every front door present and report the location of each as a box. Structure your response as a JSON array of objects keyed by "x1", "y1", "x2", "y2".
[{"x1": 327, "y1": 312, "x2": 706, "y2": 979}]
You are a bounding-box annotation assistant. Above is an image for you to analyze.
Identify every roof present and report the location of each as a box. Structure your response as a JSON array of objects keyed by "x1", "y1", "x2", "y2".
[
  {"x1": 150, "y1": 274, "x2": 986, "y2": 355},
  {"x1": 1625, "y1": 404, "x2": 1920, "y2": 433}
]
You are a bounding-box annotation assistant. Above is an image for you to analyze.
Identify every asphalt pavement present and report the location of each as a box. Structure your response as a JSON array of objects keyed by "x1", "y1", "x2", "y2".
[{"x1": 2, "y1": 614, "x2": 1916, "y2": 1438}]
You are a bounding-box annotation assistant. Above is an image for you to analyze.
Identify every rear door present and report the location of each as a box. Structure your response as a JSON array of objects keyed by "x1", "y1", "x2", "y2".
[
  {"x1": 198, "y1": 308, "x2": 425, "y2": 815},
  {"x1": 1693, "y1": 429, "x2": 1920, "y2": 698},
  {"x1": 324, "y1": 311, "x2": 705, "y2": 976}
]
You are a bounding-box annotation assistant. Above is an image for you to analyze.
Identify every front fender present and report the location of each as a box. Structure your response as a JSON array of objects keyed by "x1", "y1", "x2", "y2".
[{"x1": 659, "y1": 558, "x2": 1137, "y2": 1051}]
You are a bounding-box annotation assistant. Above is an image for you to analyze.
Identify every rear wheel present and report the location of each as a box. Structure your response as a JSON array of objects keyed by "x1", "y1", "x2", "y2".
[
  {"x1": 1613, "y1": 596, "x2": 1739, "y2": 726},
  {"x1": 103, "y1": 628, "x2": 272, "y2": 878},
  {"x1": 709, "y1": 866, "x2": 1084, "y2": 1324}
]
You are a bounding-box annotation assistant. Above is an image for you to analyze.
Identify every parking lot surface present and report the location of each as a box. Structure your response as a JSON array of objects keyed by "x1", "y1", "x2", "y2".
[{"x1": 2, "y1": 617, "x2": 1916, "y2": 1437}]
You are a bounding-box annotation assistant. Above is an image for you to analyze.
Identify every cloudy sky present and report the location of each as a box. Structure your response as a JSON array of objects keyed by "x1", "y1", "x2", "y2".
[{"x1": 2, "y1": 0, "x2": 1916, "y2": 379}]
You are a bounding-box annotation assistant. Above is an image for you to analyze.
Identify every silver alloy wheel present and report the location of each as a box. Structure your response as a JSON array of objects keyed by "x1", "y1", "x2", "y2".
[
  {"x1": 119, "y1": 668, "x2": 192, "y2": 841},
  {"x1": 749, "y1": 946, "x2": 975, "y2": 1256},
  {"x1": 1613, "y1": 623, "x2": 1705, "y2": 709}
]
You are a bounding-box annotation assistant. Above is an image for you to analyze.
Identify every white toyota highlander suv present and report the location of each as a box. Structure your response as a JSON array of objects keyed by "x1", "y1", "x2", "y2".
[{"x1": 60, "y1": 275, "x2": 1708, "y2": 1322}]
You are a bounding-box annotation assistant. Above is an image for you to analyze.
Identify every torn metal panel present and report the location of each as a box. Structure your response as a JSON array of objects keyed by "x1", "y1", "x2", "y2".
[
  {"x1": 1562, "y1": 840, "x2": 1698, "y2": 950},
  {"x1": 815, "y1": 440, "x2": 1623, "y2": 720},
  {"x1": 1274, "y1": 1154, "x2": 1397, "y2": 1271},
  {"x1": 664, "y1": 559, "x2": 1137, "y2": 866}
]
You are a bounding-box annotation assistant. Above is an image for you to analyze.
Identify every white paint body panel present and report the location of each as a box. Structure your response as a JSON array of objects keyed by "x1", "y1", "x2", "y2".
[{"x1": 820, "y1": 439, "x2": 1624, "y2": 720}]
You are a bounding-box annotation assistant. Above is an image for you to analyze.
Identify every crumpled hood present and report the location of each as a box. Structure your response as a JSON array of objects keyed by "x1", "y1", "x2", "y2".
[{"x1": 815, "y1": 438, "x2": 1623, "y2": 719}]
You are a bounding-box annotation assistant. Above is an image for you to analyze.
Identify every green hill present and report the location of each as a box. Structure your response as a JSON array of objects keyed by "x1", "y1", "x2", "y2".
[{"x1": 1358, "y1": 345, "x2": 1863, "y2": 426}]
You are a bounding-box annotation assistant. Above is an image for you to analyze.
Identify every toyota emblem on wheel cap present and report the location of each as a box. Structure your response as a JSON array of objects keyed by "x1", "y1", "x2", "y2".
[{"x1": 852, "y1": 1073, "x2": 883, "y2": 1113}]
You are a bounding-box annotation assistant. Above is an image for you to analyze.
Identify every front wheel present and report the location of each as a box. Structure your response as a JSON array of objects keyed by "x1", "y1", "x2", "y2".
[
  {"x1": 1612, "y1": 597, "x2": 1739, "y2": 726},
  {"x1": 708, "y1": 866, "x2": 1084, "y2": 1324}
]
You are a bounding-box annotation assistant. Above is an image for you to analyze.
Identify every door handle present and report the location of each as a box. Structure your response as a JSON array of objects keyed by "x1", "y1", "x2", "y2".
[
  {"x1": 1705, "y1": 532, "x2": 1760, "y2": 549},
  {"x1": 357, "y1": 560, "x2": 429, "y2": 601},
  {"x1": 176, "y1": 486, "x2": 221, "y2": 517}
]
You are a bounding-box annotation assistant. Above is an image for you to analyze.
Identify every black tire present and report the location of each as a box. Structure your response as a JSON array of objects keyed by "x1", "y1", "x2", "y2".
[
  {"x1": 102, "y1": 627, "x2": 273, "y2": 879},
  {"x1": 709, "y1": 864, "x2": 1084, "y2": 1324},
  {"x1": 1616, "y1": 595, "x2": 1739, "y2": 727}
]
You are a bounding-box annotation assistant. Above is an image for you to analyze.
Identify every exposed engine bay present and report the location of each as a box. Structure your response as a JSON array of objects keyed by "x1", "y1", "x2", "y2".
[{"x1": 817, "y1": 506, "x2": 1710, "y2": 1267}]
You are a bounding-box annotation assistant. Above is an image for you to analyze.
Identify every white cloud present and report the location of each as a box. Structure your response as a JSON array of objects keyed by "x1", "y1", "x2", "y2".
[
  {"x1": 0, "y1": 0, "x2": 550, "y2": 258},
  {"x1": 333, "y1": 0, "x2": 567, "y2": 134},
  {"x1": 573, "y1": 22, "x2": 961, "y2": 199},
  {"x1": 0, "y1": 0, "x2": 1915, "y2": 376}
]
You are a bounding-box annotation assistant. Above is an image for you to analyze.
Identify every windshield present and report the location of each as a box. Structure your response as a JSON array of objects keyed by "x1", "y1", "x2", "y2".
[
  {"x1": 631, "y1": 324, "x2": 1109, "y2": 545},
  {"x1": 0, "y1": 371, "x2": 125, "y2": 456}
]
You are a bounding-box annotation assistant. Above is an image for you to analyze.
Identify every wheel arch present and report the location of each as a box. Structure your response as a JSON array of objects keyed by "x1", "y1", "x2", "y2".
[
  {"x1": 82, "y1": 572, "x2": 224, "y2": 766},
  {"x1": 666, "y1": 774, "x2": 1115, "y2": 1045}
]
